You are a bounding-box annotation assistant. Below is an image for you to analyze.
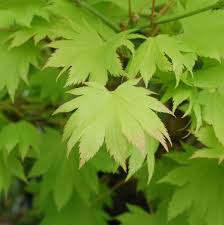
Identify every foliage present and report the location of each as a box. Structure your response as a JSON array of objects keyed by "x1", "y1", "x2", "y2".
[{"x1": 0, "y1": 0, "x2": 224, "y2": 224}]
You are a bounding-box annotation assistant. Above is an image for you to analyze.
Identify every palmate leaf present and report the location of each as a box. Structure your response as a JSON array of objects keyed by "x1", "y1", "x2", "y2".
[
  {"x1": 118, "y1": 201, "x2": 188, "y2": 225},
  {"x1": 30, "y1": 68, "x2": 66, "y2": 103},
  {"x1": 0, "y1": 121, "x2": 41, "y2": 159},
  {"x1": 55, "y1": 80, "x2": 171, "y2": 169},
  {"x1": 161, "y1": 80, "x2": 202, "y2": 132},
  {"x1": 46, "y1": 22, "x2": 137, "y2": 85},
  {"x1": 0, "y1": 0, "x2": 50, "y2": 27},
  {"x1": 197, "y1": 88, "x2": 224, "y2": 146},
  {"x1": 9, "y1": 17, "x2": 77, "y2": 47},
  {"x1": 179, "y1": 1, "x2": 224, "y2": 61},
  {"x1": 191, "y1": 126, "x2": 224, "y2": 162},
  {"x1": 127, "y1": 35, "x2": 196, "y2": 86},
  {"x1": 127, "y1": 137, "x2": 159, "y2": 182},
  {"x1": 184, "y1": 63, "x2": 224, "y2": 143},
  {"x1": 40, "y1": 194, "x2": 107, "y2": 225},
  {"x1": 0, "y1": 33, "x2": 40, "y2": 100},
  {"x1": 161, "y1": 153, "x2": 224, "y2": 225},
  {"x1": 30, "y1": 128, "x2": 114, "y2": 209},
  {"x1": 0, "y1": 150, "x2": 26, "y2": 193}
]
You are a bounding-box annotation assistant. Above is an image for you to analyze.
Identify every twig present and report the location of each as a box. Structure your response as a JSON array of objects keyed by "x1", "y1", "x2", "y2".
[
  {"x1": 75, "y1": 0, "x2": 120, "y2": 32},
  {"x1": 157, "y1": 0, "x2": 175, "y2": 17},
  {"x1": 139, "y1": 1, "x2": 224, "y2": 31},
  {"x1": 91, "y1": 179, "x2": 126, "y2": 205},
  {"x1": 128, "y1": 0, "x2": 133, "y2": 25},
  {"x1": 150, "y1": 0, "x2": 175, "y2": 36},
  {"x1": 151, "y1": 0, "x2": 156, "y2": 24}
]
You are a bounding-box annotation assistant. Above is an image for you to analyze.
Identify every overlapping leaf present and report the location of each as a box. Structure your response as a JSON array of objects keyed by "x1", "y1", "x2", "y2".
[
  {"x1": 162, "y1": 153, "x2": 224, "y2": 225},
  {"x1": 30, "y1": 128, "x2": 114, "y2": 209},
  {"x1": 0, "y1": 121, "x2": 40, "y2": 159},
  {"x1": 40, "y1": 194, "x2": 108, "y2": 225},
  {"x1": 0, "y1": 0, "x2": 50, "y2": 27},
  {"x1": 9, "y1": 17, "x2": 76, "y2": 47},
  {"x1": 46, "y1": 22, "x2": 137, "y2": 85},
  {"x1": 179, "y1": 2, "x2": 224, "y2": 60},
  {"x1": 118, "y1": 201, "x2": 188, "y2": 225},
  {"x1": 0, "y1": 33, "x2": 40, "y2": 99},
  {"x1": 128, "y1": 35, "x2": 196, "y2": 85},
  {"x1": 191, "y1": 126, "x2": 224, "y2": 162}
]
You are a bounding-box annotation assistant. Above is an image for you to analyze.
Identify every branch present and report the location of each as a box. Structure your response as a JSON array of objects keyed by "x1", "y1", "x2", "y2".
[
  {"x1": 139, "y1": 1, "x2": 224, "y2": 31},
  {"x1": 76, "y1": 0, "x2": 120, "y2": 32}
]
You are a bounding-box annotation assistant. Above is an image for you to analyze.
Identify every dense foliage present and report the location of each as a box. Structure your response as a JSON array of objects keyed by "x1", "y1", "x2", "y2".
[{"x1": 0, "y1": 0, "x2": 224, "y2": 224}]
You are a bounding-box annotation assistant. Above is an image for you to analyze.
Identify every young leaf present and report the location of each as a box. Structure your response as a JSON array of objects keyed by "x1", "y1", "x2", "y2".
[
  {"x1": 0, "y1": 121, "x2": 41, "y2": 159},
  {"x1": 162, "y1": 154, "x2": 224, "y2": 225},
  {"x1": 9, "y1": 17, "x2": 76, "y2": 47},
  {"x1": 30, "y1": 129, "x2": 100, "y2": 209},
  {"x1": 0, "y1": 33, "x2": 40, "y2": 100},
  {"x1": 180, "y1": 10, "x2": 224, "y2": 61},
  {"x1": 0, "y1": 0, "x2": 50, "y2": 27},
  {"x1": 127, "y1": 35, "x2": 196, "y2": 85},
  {"x1": 40, "y1": 194, "x2": 108, "y2": 225},
  {"x1": 118, "y1": 201, "x2": 188, "y2": 225},
  {"x1": 55, "y1": 80, "x2": 171, "y2": 169},
  {"x1": 30, "y1": 68, "x2": 66, "y2": 103},
  {"x1": 46, "y1": 22, "x2": 136, "y2": 85},
  {"x1": 191, "y1": 126, "x2": 224, "y2": 162},
  {"x1": 127, "y1": 137, "x2": 159, "y2": 183}
]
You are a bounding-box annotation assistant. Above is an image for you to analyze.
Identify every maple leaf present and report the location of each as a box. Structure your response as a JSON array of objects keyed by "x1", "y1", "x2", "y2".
[
  {"x1": 127, "y1": 137, "x2": 159, "y2": 183},
  {"x1": 161, "y1": 153, "x2": 224, "y2": 225},
  {"x1": 30, "y1": 68, "x2": 66, "y2": 103},
  {"x1": 40, "y1": 194, "x2": 107, "y2": 225},
  {"x1": 0, "y1": 33, "x2": 40, "y2": 100},
  {"x1": 30, "y1": 129, "x2": 113, "y2": 209},
  {"x1": 196, "y1": 88, "x2": 224, "y2": 147},
  {"x1": 48, "y1": 0, "x2": 116, "y2": 37},
  {"x1": 127, "y1": 35, "x2": 196, "y2": 86},
  {"x1": 9, "y1": 17, "x2": 77, "y2": 47},
  {"x1": 0, "y1": 0, "x2": 50, "y2": 27},
  {"x1": 118, "y1": 201, "x2": 188, "y2": 225},
  {"x1": 0, "y1": 121, "x2": 41, "y2": 159},
  {"x1": 191, "y1": 126, "x2": 224, "y2": 162},
  {"x1": 55, "y1": 80, "x2": 171, "y2": 169},
  {"x1": 179, "y1": 7, "x2": 224, "y2": 60},
  {"x1": 46, "y1": 22, "x2": 137, "y2": 85},
  {"x1": 161, "y1": 81, "x2": 202, "y2": 132}
]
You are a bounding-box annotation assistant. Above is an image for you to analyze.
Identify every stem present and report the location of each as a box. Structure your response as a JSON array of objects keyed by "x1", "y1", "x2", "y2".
[
  {"x1": 91, "y1": 179, "x2": 126, "y2": 205},
  {"x1": 76, "y1": 0, "x2": 120, "y2": 32},
  {"x1": 151, "y1": 0, "x2": 156, "y2": 23},
  {"x1": 128, "y1": 0, "x2": 133, "y2": 25},
  {"x1": 139, "y1": 1, "x2": 224, "y2": 31}
]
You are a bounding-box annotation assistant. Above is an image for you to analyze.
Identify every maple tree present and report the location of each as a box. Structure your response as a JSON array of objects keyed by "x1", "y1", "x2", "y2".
[{"x1": 0, "y1": 0, "x2": 224, "y2": 224}]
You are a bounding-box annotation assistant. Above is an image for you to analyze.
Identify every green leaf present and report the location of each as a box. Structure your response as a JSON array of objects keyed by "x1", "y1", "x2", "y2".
[
  {"x1": 0, "y1": 121, "x2": 41, "y2": 159},
  {"x1": 128, "y1": 35, "x2": 196, "y2": 85},
  {"x1": 191, "y1": 126, "x2": 224, "y2": 162},
  {"x1": 46, "y1": 22, "x2": 136, "y2": 85},
  {"x1": 118, "y1": 201, "x2": 188, "y2": 225},
  {"x1": 0, "y1": 33, "x2": 40, "y2": 100},
  {"x1": 162, "y1": 153, "x2": 224, "y2": 225},
  {"x1": 9, "y1": 17, "x2": 76, "y2": 47},
  {"x1": 40, "y1": 194, "x2": 107, "y2": 225},
  {"x1": 55, "y1": 80, "x2": 171, "y2": 169},
  {"x1": 179, "y1": 9, "x2": 224, "y2": 61},
  {"x1": 30, "y1": 68, "x2": 66, "y2": 103},
  {"x1": 30, "y1": 129, "x2": 100, "y2": 208},
  {"x1": 0, "y1": 0, "x2": 50, "y2": 27},
  {"x1": 127, "y1": 137, "x2": 159, "y2": 183},
  {"x1": 198, "y1": 89, "x2": 224, "y2": 146}
]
